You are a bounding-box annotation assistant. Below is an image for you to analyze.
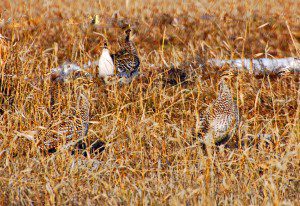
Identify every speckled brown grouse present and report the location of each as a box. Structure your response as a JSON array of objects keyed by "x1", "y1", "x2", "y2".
[
  {"x1": 198, "y1": 78, "x2": 239, "y2": 145},
  {"x1": 111, "y1": 27, "x2": 140, "y2": 79},
  {"x1": 43, "y1": 81, "x2": 90, "y2": 153}
]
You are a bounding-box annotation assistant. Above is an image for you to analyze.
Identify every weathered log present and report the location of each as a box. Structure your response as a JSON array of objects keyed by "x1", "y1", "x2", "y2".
[
  {"x1": 204, "y1": 57, "x2": 300, "y2": 75},
  {"x1": 51, "y1": 61, "x2": 92, "y2": 83},
  {"x1": 52, "y1": 55, "x2": 300, "y2": 81}
]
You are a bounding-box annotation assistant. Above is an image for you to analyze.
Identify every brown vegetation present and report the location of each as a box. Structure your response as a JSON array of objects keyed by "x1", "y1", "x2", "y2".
[{"x1": 0, "y1": 0, "x2": 299, "y2": 205}]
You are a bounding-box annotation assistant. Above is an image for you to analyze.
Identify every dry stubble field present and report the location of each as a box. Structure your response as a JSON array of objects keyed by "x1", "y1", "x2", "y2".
[{"x1": 0, "y1": 0, "x2": 299, "y2": 205}]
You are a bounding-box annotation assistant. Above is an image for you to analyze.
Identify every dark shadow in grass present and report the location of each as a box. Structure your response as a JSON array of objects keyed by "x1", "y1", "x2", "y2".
[
  {"x1": 46, "y1": 139, "x2": 106, "y2": 157},
  {"x1": 72, "y1": 139, "x2": 106, "y2": 157}
]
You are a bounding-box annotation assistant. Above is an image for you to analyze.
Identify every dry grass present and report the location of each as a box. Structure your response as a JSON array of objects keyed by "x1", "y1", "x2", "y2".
[{"x1": 0, "y1": 0, "x2": 299, "y2": 205}]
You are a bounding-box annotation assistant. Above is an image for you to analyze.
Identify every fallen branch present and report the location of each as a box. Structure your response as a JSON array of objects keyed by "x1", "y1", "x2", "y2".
[
  {"x1": 204, "y1": 57, "x2": 300, "y2": 75},
  {"x1": 51, "y1": 61, "x2": 92, "y2": 83}
]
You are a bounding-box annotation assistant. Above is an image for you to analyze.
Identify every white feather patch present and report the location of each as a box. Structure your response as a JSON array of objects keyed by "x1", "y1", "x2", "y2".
[{"x1": 98, "y1": 48, "x2": 115, "y2": 77}]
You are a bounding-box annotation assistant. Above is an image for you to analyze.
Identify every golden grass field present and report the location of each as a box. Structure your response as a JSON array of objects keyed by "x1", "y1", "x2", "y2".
[{"x1": 0, "y1": 0, "x2": 299, "y2": 205}]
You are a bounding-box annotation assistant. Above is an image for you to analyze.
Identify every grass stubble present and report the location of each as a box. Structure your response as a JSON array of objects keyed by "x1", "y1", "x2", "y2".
[{"x1": 0, "y1": 0, "x2": 299, "y2": 205}]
